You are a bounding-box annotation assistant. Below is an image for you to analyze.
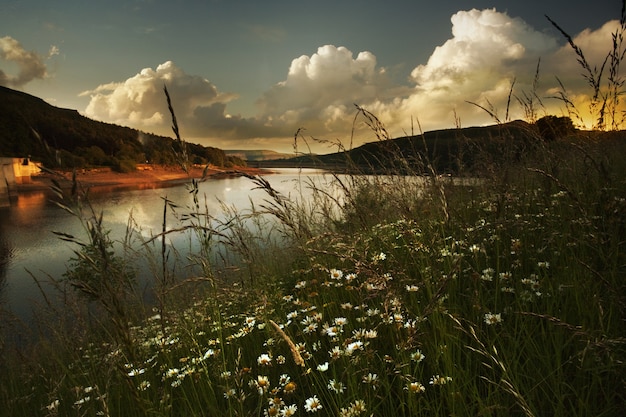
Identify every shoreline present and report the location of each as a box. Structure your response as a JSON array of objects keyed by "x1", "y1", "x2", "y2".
[{"x1": 12, "y1": 164, "x2": 270, "y2": 193}]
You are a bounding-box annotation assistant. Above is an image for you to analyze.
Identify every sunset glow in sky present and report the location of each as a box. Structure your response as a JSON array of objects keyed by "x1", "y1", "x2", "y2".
[{"x1": 0, "y1": 0, "x2": 621, "y2": 152}]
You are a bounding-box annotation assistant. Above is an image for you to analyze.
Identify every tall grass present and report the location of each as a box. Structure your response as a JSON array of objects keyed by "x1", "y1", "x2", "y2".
[{"x1": 1, "y1": 9, "x2": 626, "y2": 417}]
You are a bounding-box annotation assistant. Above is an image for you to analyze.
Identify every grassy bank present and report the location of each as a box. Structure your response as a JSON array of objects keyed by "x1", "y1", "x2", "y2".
[{"x1": 1, "y1": 123, "x2": 624, "y2": 417}]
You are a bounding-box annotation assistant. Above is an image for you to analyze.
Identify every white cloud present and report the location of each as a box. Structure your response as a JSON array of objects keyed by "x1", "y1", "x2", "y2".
[
  {"x1": 80, "y1": 61, "x2": 296, "y2": 149},
  {"x1": 0, "y1": 36, "x2": 48, "y2": 87},
  {"x1": 78, "y1": 10, "x2": 623, "y2": 152},
  {"x1": 257, "y1": 45, "x2": 397, "y2": 135}
]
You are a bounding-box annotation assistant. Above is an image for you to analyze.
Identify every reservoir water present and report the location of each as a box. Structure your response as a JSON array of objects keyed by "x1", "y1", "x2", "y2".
[{"x1": 0, "y1": 168, "x2": 330, "y2": 327}]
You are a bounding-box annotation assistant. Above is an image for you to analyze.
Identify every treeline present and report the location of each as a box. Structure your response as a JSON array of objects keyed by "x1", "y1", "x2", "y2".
[{"x1": 0, "y1": 86, "x2": 244, "y2": 172}]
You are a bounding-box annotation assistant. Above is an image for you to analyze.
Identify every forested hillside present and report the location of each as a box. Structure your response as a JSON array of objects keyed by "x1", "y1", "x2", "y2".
[{"x1": 0, "y1": 86, "x2": 244, "y2": 171}]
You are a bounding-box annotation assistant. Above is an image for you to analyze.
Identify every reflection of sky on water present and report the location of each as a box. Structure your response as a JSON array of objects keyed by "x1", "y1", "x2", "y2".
[{"x1": 0, "y1": 169, "x2": 333, "y2": 324}]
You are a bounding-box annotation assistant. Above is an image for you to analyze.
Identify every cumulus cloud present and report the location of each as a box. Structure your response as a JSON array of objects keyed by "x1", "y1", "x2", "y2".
[
  {"x1": 0, "y1": 36, "x2": 48, "y2": 87},
  {"x1": 81, "y1": 61, "x2": 287, "y2": 142},
  {"x1": 253, "y1": 9, "x2": 569, "y2": 147},
  {"x1": 79, "y1": 9, "x2": 622, "y2": 152},
  {"x1": 255, "y1": 44, "x2": 401, "y2": 145},
  {"x1": 385, "y1": 9, "x2": 560, "y2": 130}
]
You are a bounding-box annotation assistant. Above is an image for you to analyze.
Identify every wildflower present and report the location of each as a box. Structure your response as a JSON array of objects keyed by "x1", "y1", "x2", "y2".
[
  {"x1": 429, "y1": 375, "x2": 452, "y2": 385},
  {"x1": 345, "y1": 341, "x2": 363, "y2": 355},
  {"x1": 334, "y1": 317, "x2": 348, "y2": 326},
  {"x1": 469, "y1": 244, "x2": 481, "y2": 253},
  {"x1": 284, "y1": 381, "x2": 297, "y2": 394},
  {"x1": 255, "y1": 375, "x2": 271, "y2": 395},
  {"x1": 327, "y1": 379, "x2": 345, "y2": 393},
  {"x1": 406, "y1": 382, "x2": 426, "y2": 393},
  {"x1": 364, "y1": 329, "x2": 378, "y2": 339},
  {"x1": 303, "y1": 322, "x2": 318, "y2": 334},
  {"x1": 330, "y1": 269, "x2": 343, "y2": 280},
  {"x1": 304, "y1": 395, "x2": 323, "y2": 412},
  {"x1": 480, "y1": 268, "x2": 495, "y2": 281},
  {"x1": 46, "y1": 399, "x2": 60, "y2": 411},
  {"x1": 349, "y1": 399, "x2": 367, "y2": 415},
  {"x1": 265, "y1": 405, "x2": 281, "y2": 417},
  {"x1": 410, "y1": 349, "x2": 425, "y2": 363},
  {"x1": 484, "y1": 312, "x2": 503, "y2": 325},
  {"x1": 362, "y1": 373, "x2": 379, "y2": 388},
  {"x1": 138, "y1": 380, "x2": 151, "y2": 391},
  {"x1": 406, "y1": 284, "x2": 419, "y2": 292},
  {"x1": 269, "y1": 397, "x2": 285, "y2": 407},
  {"x1": 317, "y1": 362, "x2": 329, "y2": 372},
  {"x1": 281, "y1": 404, "x2": 298, "y2": 416},
  {"x1": 499, "y1": 271, "x2": 512, "y2": 280},
  {"x1": 372, "y1": 252, "x2": 386, "y2": 262},
  {"x1": 127, "y1": 368, "x2": 145, "y2": 377},
  {"x1": 276, "y1": 355, "x2": 286, "y2": 365},
  {"x1": 345, "y1": 273, "x2": 357, "y2": 282},
  {"x1": 537, "y1": 261, "x2": 550, "y2": 269},
  {"x1": 341, "y1": 302, "x2": 353, "y2": 310},
  {"x1": 74, "y1": 396, "x2": 90, "y2": 406},
  {"x1": 202, "y1": 349, "x2": 216, "y2": 360},
  {"x1": 295, "y1": 281, "x2": 307, "y2": 289},
  {"x1": 258, "y1": 353, "x2": 272, "y2": 366},
  {"x1": 165, "y1": 368, "x2": 180, "y2": 379},
  {"x1": 224, "y1": 388, "x2": 237, "y2": 399}
]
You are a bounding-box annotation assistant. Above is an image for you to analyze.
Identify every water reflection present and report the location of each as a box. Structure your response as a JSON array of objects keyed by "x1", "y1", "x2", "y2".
[{"x1": 0, "y1": 169, "x2": 331, "y2": 324}]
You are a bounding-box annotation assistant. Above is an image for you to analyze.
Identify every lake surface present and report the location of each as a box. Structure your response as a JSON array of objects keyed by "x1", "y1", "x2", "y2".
[{"x1": 0, "y1": 168, "x2": 331, "y2": 326}]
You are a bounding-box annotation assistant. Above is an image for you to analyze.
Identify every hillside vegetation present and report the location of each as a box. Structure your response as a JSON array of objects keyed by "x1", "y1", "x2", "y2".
[{"x1": 0, "y1": 86, "x2": 244, "y2": 171}]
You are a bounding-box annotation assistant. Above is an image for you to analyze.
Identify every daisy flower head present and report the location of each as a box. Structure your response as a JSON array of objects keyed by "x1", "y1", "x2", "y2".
[
  {"x1": 429, "y1": 374, "x2": 452, "y2": 385},
  {"x1": 257, "y1": 353, "x2": 272, "y2": 366},
  {"x1": 410, "y1": 349, "x2": 425, "y2": 363},
  {"x1": 327, "y1": 379, "x2": 345, "y2": 393},
  {"x1": 255, "y1": 375, "x2": 271, "y2": 395},
  {"x1": 304, "y1": 395, "x2": 323, "y2": 412},
  {"x1": 281, "y1": 404, "x2": 298, "y2": 416},
  {"x1": 484, "y1": 312, "x2": 503, "y2": 325},
  {"x1": 317, "y1": 362, "x2": 329, "y2": 372},
  {"x1": 330, "y1": 268, "x2": 343, "y2": 280},
  {"x1": 406, "y1": 381, "x2": 426, "y2": 394}
]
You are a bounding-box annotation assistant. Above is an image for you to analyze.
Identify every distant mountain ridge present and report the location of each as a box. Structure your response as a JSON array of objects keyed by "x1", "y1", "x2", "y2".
[{"x1": 224, "y1": 149, "x2": 295, "y2": 161}]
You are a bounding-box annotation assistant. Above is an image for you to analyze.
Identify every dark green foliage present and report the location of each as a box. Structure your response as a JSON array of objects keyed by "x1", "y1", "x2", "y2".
[
  {"x1": 535, "y1": 116, "x2": 576, "y2": 141},
  {"x1": 0, "y1": 86, "x2": 239, "y2": 170},
  {"x1": 281, "y1": 120, "x2": 546, "y2": 176}
]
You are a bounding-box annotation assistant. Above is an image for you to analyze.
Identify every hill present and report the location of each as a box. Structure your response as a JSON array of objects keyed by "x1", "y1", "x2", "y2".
[
  {"x1": 256, "y1": 117, "x2": 582, "y2": 175},
  {"x1": 0, "y1": 86, "x2": 244, "y2": 171},
  {"x1": 224, "y1": 149, "x2": 295, "y2": 161}
]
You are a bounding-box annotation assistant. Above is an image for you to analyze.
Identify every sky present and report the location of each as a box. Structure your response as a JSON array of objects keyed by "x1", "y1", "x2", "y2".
[{"x1": 0, "y1": 0, "x2": 622, "y2": 153}]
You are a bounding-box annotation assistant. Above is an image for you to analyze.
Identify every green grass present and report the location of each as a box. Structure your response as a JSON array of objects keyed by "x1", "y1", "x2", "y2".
[{"x1": 1, "y1": 128, "x2": 624, "y2": 417}]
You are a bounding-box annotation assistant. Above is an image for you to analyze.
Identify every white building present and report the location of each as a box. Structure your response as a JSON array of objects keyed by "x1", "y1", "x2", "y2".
[{"x1": 0, "y1": 157, "x2": 42, "y2": 195}]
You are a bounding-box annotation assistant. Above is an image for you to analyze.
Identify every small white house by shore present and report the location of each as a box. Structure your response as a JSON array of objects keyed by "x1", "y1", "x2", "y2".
[{"x1": 0, "y1": 157, "x2": 42, "y2": 196}]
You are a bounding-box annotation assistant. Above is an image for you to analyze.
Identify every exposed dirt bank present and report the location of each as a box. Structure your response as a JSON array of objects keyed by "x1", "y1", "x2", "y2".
[{"x1": 13, "y1": 164, "x2": 269, "y2": 193}]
